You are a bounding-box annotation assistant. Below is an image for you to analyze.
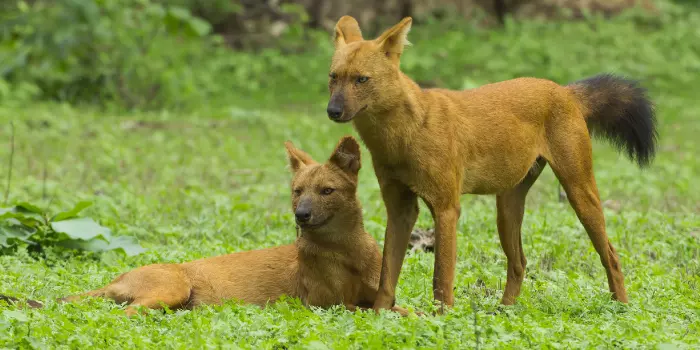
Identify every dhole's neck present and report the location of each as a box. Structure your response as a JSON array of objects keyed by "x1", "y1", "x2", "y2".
[{"x1": 352, "y1": 72, "x2": 425, "y2": 162}]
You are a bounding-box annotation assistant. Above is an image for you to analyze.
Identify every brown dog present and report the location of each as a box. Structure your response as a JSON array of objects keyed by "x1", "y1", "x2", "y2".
[
  {"x1": 1, "y1": 137, "x2": 413, "y2": 316},
  {"x1": 327, "y1": 16, "x2": 657, "y2": 312}
]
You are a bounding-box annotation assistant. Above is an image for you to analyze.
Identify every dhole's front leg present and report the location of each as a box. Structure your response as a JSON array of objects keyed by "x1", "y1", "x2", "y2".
[{"x1": 373, "y1": 179, "x2": 419, "y2": 311}]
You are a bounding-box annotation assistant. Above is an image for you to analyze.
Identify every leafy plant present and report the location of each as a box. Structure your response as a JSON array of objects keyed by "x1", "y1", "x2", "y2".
[
  {"x1": 0, "y1": 201, "x2": 145, "y2": 257},
  {"x1": 0, "y1": 0, "x2": 218, "y2": 109}
]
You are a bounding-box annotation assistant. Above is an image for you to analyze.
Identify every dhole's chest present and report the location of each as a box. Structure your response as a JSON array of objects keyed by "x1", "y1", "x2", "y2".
[{"x1": 298, "y1": 262, "x2": 363, "y2": 307}]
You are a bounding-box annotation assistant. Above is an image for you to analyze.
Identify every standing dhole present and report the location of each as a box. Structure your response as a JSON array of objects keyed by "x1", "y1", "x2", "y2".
[
  {"x1": 1, "y1": 137, "x2": 414, "y2": 316},
  {"x1": 327, "y1": 16, "x2": 657, "y2": 312}
]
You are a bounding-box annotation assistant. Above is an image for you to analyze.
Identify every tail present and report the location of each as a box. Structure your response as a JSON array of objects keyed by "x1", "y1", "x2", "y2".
[
  {"x1": 567, "y1": 74, "x2": 658, "y2": 167},
  {"x1": 1, "y1": 289, "x2": 108, "y2": 309},
  {"x1": 0, "y1": 294, "x2": 43, "y2": 308}
]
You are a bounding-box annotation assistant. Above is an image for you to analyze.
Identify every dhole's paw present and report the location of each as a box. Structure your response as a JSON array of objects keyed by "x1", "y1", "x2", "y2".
[
  {"x1": 371, "y1": 305, "x2": 424, "y2": 318},
  {"x1": 396, "y1": 306, "x2": 426, "y2": 318}
]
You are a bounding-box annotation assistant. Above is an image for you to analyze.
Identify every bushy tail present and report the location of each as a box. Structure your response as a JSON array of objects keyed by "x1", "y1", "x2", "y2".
[
  {"x1": 0, "y1": 294, "x2": 43, "y2": 308},
  {"x1": 567, "y1": 74, "x2": 658, "y2": 167}
]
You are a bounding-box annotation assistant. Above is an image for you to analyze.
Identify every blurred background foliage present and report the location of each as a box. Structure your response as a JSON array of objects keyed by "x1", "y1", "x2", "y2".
[{"x1": 0, "y1": 0, "x2": 699, "y2": 111}]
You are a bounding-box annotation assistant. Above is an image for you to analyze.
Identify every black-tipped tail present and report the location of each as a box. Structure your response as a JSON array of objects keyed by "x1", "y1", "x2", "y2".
[
  {"x1": 0, "y1": 294, "x2": 43, "y2": 308},
  {"x1": 568, "y1": 74, "x2": 658, "y2": 167}
]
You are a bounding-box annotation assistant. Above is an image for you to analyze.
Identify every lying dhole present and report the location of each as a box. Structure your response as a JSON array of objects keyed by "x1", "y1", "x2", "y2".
[{"x1": 1, "y1": 137, "x2": 415, "y2": 316}]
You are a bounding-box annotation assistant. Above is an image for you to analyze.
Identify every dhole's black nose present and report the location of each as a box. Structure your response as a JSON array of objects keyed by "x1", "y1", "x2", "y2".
[
  {"x1": 327, "y1": 106, "x2": 343, "y2": 120},
  {"x1": 295, "y1": 209, "x2": 311, "y2": 223}
]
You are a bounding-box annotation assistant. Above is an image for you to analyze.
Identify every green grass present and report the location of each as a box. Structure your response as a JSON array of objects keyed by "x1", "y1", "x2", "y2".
[
  {"x1": 1, "y1": 7, "x2": 700, "y2": 349},
  {"x1": 0, "y1": 95, "x2": 698, "y2": 348}
]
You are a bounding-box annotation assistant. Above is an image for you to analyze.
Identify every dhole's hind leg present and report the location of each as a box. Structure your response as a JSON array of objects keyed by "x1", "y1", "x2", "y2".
[
  {"x1": 119, "y1": 265, "x2": 192, "y2": 316},
  {"x1": 497, "y1": 157, "x2": 546, "y2": 305},
  {"x1": 61, "y1": 264, "x2": 193, "y2": 316},
  {"x1": 124, "y1": 289, "x2": 190, "y2": 317},
  {"x1": 546, "y1": 119, "x2": 628, "y2": 303},
  {"x1": 424, "y1": 195, "x2": 460, "y2": 311}
]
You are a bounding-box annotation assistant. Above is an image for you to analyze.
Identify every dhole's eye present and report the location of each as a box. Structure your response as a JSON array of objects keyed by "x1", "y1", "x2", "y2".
[
  {"x1": 293, "y1": 189, "x2": 302, "y2": 196},
  {"x1": 356, "y1": 76, "x2": 369, "y2": 84},
  {"x1": 329, "y1": 73, "x2": 337, "y2": 80},
  {"x1": 321, "y1": 188, "x2": 335, "y2": 195}
]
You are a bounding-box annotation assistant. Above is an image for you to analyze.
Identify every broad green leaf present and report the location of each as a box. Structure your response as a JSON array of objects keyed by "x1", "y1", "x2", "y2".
[
  {"x1": 59, "y1": 236, "x2": 145, "y2": 256},
  {"x1": 186, "y1": 17, "x2": 211, "y2": 37},
  {"x1": 7, "y1": 203, "x2": 44, "y2": 224},
  {"x1": 58, "y1": 238, "x2": 109, "y2": 252},
  {"x1": 1, "y1": 235, "x2": 14, "y2": 247},
  {"x1": 0, "y1": 210, "x2": 20, "y2": 221},
  {"x1": 164, "y1": 6, "x2": 190, "y2": 35},
  {"x1": 105, "y1": 235, "x2": 146, "y2": 256},
  {"x1": 15, "y1": 202, "x2": 42, "y2": 214},
  {"x1": 52, "y1": 201, "x2": 93, "y2": 222},
  {"x1": 167, "y1": 6, "x2": 190, "y2": 20},
  {"x1": 3, "y1": 214, "x2": 42, "y2": 228},
  {"x1": 0, "y1": 223, "x2": 34, "y2": 247},
  {"x1": 164, "y1": 6, "x2": 211, "y2": 38},
  {"x1": 50, "y1": 217, "x2": 111, "y2": 241}
]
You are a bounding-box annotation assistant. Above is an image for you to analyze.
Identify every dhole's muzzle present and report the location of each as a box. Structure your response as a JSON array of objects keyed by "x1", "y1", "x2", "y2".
[
  {"x1": 294, "y1": 194, "x2": 335, "y2": 229},
  {"x1": 327, "y1": 92, "x2": 367, "y2": 123},
  {"x1": 294, "y1": 196, "x2": 313, "y2": 224},
  {"x1": 327, "y1": 93, "x2": 344, "y2": 121}
]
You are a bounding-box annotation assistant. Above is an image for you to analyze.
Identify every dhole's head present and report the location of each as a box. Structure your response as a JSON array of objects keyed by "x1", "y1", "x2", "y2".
[
  {"x1": 327, "y1": 16, "x2": 413, "y2": 123},
  {"x1": 285, "y1": 136, "x2": 363, "y2": 236}
]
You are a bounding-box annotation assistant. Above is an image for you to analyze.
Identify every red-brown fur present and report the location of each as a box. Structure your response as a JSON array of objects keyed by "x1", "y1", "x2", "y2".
[
  {"x1": 328, "y1": 16, "x2": 657, "y2": 312},
  {"x1": 2, "y1": 137, "x2": 415, "y2": 316}
]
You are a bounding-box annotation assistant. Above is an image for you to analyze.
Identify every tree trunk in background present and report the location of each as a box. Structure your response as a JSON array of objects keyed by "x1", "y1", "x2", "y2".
[
  {"x1": 308, "y1": 0, "x2": 325, "y2": 29},
  {"x1": 190, "y1": 0, "x2": 657, "y2": 49},
  {"x1": 494, "y1": 0, "x2": 507, "y2": 24},
  {"x1": 399, "y1": 0, "x2": 414, "y2": 20}
]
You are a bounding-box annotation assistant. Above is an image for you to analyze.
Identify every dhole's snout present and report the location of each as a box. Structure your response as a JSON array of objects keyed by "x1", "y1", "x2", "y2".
[
  {"x1": 294, "y1": 197, "x2": 312, "y2": 224},
  {"x1": 327, "y1": 93, "x2": 344, "y2": 121}
]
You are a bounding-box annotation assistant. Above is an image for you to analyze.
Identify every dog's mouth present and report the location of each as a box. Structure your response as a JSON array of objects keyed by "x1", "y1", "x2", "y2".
[
  {"x1": 297, "y1": 215, "x2": 333, "y2": 230},
  {"x1": 331, "y1": 105, "x2": 367, "y2": 123}
]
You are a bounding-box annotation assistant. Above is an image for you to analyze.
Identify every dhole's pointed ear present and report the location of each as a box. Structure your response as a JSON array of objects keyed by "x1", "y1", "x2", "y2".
[
  {"x1": 334, "y1": 16, "x2": 363, "y2": 48},
  {"x1": 375, "y1": 17, "x2": 412, "y2": 59},
  {"x1": 329, "y1": 136, "x2": 361, "y2": 177},
  {"x1": 285, "y1": 141, "x2": 317, "y2": 173}
]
